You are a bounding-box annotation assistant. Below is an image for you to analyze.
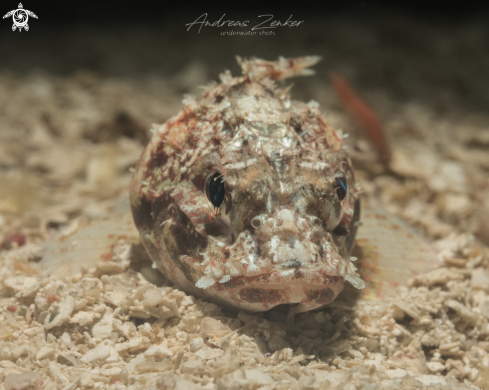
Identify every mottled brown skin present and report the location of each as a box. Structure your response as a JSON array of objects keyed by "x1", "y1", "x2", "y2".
[{"x1": 130, "y1": 56, "x2": 364, "y2": 313}]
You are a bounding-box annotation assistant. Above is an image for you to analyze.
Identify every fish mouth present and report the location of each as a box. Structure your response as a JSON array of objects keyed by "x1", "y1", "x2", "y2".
[
  {"x1": 193, "y1": 225, "x2": 362, "y2": 312},
  {"x1": 213, "y1": 268, "x2": 345, "y2": 291},
  {"x1": 207, "y1": 268, "x2": 346, "y2": 313}
]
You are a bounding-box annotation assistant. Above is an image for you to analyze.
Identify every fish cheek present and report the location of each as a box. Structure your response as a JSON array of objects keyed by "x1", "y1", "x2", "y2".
[
  {"x1": 222, "y1": 184, "x2": 234, "y2": 215},
  {"x1": 344, "y1": 198, "x2": 360, "y2": 255},
  {"x1": 331, "y1": 199, "x2": 360, "y2": 257},
  {"x1": 332, "y1": 235, "x2": 347, "y2": 258},
  {"x1": 150, "y1": 193, "x2": 208, "y2": 281},
  {"x1": 131, "y1": 196, "x2": 154, "y2": 233},
  {"x1": 160, "y1": 204, "x2": 207, "y2": 258}
]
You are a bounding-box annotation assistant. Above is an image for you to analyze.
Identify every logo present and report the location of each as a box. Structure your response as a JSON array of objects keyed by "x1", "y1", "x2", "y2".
[
  {"x1": 185, "y1": 14, "x2": 304, "y2": 36},
  {"x1": 3, "y1": 3, "x2": 37, "y2": 32}
]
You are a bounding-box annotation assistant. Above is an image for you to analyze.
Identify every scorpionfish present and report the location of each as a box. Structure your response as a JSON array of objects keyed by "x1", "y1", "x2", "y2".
[{"x1": 130, "y1": 56, "x2": 365, "y2": 313}]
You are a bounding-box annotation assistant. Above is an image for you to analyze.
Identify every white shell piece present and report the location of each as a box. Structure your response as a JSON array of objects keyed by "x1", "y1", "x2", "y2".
[
  {"x1": 219, "y1": 275, "x2": 231, "y2": 284},
  {"x1": 195, "y1": 275, "x2": 216, "y2": 289},
  {"x1": 345, "y1": 274, "x2": 366, "y2": 289}
]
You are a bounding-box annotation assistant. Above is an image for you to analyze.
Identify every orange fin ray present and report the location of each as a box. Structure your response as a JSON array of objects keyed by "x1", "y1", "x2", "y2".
[{"x1": 330, "y1": 72, "x2": 391, "y2": 163}]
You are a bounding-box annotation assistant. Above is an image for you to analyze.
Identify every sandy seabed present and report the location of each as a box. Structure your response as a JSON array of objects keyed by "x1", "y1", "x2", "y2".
[{"x1": 1, "y1": 18, "x2": 489, "y2": 390}]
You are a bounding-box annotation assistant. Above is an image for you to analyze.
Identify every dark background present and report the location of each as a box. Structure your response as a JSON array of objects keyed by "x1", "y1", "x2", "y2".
[
  {"x1": 2, "y1": 1, "x2": 488, "y2": 24},
  {"x1": 1, "y1": 1, "x2": 488, "y2": 112}
]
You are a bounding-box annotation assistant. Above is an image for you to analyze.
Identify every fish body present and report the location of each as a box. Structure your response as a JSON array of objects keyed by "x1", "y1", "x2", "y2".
[{"x1": 129, "y1": 56, "x2": 364, "y2": 313}]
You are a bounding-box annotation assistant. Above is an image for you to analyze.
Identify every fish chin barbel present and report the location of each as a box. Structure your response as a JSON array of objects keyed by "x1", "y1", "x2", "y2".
[{"x1": 129, "y1": 56, "x2": 365, "y2": 313}]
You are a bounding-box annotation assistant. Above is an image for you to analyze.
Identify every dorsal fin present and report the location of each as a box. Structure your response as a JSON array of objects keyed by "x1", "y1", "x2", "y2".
[{"x1": 236, "y1": 56, "x2": 321, "y2": 81}]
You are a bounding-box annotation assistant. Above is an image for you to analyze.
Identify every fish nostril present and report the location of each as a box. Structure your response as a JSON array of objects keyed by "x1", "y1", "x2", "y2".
[
  {"x1": 310, "y1": 216, "x2": 323, "y2": 227},
  {"x1": 250, "y1": 217, "x2": 261, "y2": 228},
  {"x1": 310, "y1": 227, "x2": 326, "y2": 242}
]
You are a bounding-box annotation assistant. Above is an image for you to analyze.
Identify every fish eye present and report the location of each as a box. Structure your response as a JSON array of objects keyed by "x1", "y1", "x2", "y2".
[
  {"x1": 207, "y1": 172, "x2": 226, "y2": 208},
  {"x1": 334, "y1": 175, "x2": 348, "y2": 202}
]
